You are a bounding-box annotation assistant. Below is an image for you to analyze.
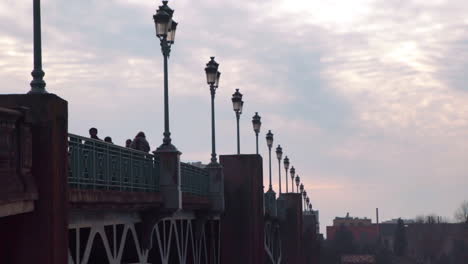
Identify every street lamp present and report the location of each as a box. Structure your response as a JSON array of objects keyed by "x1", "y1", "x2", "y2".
[
  {"x1": 306, "y1": 197, "x2": 310, "y2": 212},
  {"x1": 300, "y1": 183, "x2": 304, "y2": 194},
  {"x1": 232, "y1": 89, "x2": 244, "y2": 154},
  {"x1": 266, "y1": 130, "x2": 274, "y2": 190},
  {"x1": 283, "y1": 156, "x2": 290, "y2": 192},
  {"x1": 205, "y1": 57, "x2": 220, "y2": 165},
  {"x1": 295, "y1": 175, "x2": 300, "y2": 193},
  {"x1": 252, "y1": 112, "x2": 261, "y2": 154},
  {"x1": 308, "y1": 203, "x2": 313, "y2": 212},
  {"x1": 290, "y1": 166, "x2": 295, "y2": 193},
  {"x1": 276, "y1": 145, "x2": 283, "y2": 194},
  {"x1": 153, "y1": 1, "x2": 178, "y2": 150}
]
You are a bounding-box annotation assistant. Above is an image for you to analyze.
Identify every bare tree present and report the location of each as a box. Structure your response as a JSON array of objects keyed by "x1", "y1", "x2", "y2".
[
  {"x1": 415, "y1": 215, "x2": 425, "y2": 224},
  {"x1": 454, "y1": 200, "x2": 468, "y2": 223},
  {"x1": 414, "y1": 214, "x2": 447, "y2": 224}
]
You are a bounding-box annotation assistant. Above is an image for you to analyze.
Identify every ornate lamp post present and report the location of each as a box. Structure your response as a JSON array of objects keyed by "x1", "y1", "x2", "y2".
[
  {"x1": 265, "y1": 130, "x2": 277, "y2": 216},
  {"x1": 29, "y1": 0, "x2": 47, "y2": 94},
  {"x1": 308, "y1": 203, "x2": 313, "y2": 212},
  {"x1": 290, "y1": 166, "x2": 296, "y2": 193},
  {"x1": 306, "y1": 197, "x2": 310, "y2": 212},
  {"x1": 252, "y1": 112, "x2": 261, "y2": 154},
  {"x1": 276, "y1": 145, "x2": 283, "y2": 194},
  {"x1": 232, "y1": 89, "x2": 244, "y2": 154},
  {"x1": 283, "y1": 156, "x2": 290, "y2": 192},
  {"x1": 295, "y1": 175, "x2": 300, "y2": 193},
  {"x1": 300, "y1": 183, "x2": 304, "y2": 195},
  {"x1": 205, "y1": 57, "x2": 220, "y2": 165},
  {"x1": 153, "y1": 1, "x2": 178, "y2": 151},
  {"x1": 266, "y1": 130, "x2": 274, "y2": 190}
]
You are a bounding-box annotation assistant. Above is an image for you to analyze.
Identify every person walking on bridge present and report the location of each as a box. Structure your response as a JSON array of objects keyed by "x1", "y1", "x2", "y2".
[{"x1": 130, "y1": 132, "x2": 150, "y2": 153}]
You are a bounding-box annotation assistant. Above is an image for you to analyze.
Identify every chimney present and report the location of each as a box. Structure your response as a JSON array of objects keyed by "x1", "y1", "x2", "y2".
[
  {"x1": 376, "y1": 208, "x2": 380, "y2": 242},
  {"x1": 376, "y1": 208, "x2": 379, "y2": 225}
]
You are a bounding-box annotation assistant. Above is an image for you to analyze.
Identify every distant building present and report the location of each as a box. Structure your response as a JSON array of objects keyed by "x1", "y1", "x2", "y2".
[
  {"x1": 327, "y1": 213, "x2": 379, "y2": 247},
  {"x1": 333, "y1": 212, "x2": 372, "y2": 227}
]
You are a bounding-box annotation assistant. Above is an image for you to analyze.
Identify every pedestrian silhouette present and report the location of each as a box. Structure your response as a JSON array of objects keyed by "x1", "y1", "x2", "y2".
[
  {"x1": 130, "y1": 132, "x2": 150, "y2": 153},
  {"x1": 104, "y1": 136, "x2": 113, "y2": 144},
  {"x1": 89, "y1": 127, "x2": 101, "y2": 140},
  {"x1": 125, "y1": 139, "x2": 132, "y2": 148}
]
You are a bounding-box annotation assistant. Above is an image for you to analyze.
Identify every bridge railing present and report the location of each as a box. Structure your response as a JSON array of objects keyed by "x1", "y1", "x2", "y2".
[
  {"x1": 68, "y1": 134, "x2": 210, "y2": 197},
  {"x1": 68, "y1": 134, "x2": 159, "y2": 192},
  {"x1": 181, "y1": 162, "x2": 209, "y2": 197}
]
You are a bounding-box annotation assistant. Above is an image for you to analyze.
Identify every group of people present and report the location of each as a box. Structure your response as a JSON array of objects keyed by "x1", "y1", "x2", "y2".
[{"x1": 88, "y1": 127, "x2": 150, "y2": 153}]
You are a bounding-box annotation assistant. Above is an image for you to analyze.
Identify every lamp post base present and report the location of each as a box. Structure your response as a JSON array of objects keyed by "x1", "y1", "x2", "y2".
[
  {"x1": 154, "y1": 144, "x2": 181, "y2": 211},
  {"x1": 155, "y1": 142, "x2": 179, "y2": 153}
]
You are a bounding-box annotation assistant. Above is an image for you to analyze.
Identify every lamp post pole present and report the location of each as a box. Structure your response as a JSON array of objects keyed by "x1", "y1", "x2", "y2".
[
  {"x1": 295, "y1": 175, "x2": 300, "y2": 193},
  {"x1": 276, "y1": 145, "x2": 283, "y2": 194},
  {"x1": 205, "y1": 57, "x2": 220, "y2": 165},
  {"x1": 232, "y1": 89, "x2": 243, "y2": 154},
  {"x1": 236, "y1": 112, "x2": 240, "y2": 154},
  {"x1": 256, "y1": 132, "x2": 259, "y2": 153},
  {"x1": 210, "y1": 84, "x2": 216, "y2": 162},
  {"x1": 29, "y1": 0, "x2": 47, "y2": 94},
  {"x1": 162, "y1": 40, "x2": 171, "y2": 146}
]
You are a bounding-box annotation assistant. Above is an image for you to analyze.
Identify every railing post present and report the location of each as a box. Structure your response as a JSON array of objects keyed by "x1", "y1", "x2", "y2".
[
  {"x1": 154, "y1": 149, "x2": 182, "y2": 211},
  {"x1": 206, "y1": 164, "x2": 224, "y2": 212}
]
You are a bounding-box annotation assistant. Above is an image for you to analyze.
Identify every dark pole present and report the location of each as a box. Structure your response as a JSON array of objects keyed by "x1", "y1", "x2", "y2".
[
  {"x1": 278, "y1": 158, "x2": 282, "y2": 194},
  {"x1": 255, "y1": 132, "x2": 259, "y2": 154},
  {"x1": 29, "y1": 0, "x2": 47, "y2": 94},
  {"x1": 292, "y1": 178, "x2": 294, "y2": 193},
  {"x1": 285, "y1": 166, "x2": 288, "y2": 193},
  {"x1": 268, "y1": 146, "x2": 272, "y2": 190},
  {"x1": 236, "y1": 112, "x2": 240, "y2": 154},
  {"x1": 162, "y1": 38, "x2": 172, "y2": 146},
  {"x1": 210, "y1": 85, "x2": 217, "y2": 163}
]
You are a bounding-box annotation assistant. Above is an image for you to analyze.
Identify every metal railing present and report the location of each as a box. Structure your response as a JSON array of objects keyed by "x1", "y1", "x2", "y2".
[
  {"x1": 68, "y1": 134, "x2": 159, "y2": 192},
  {"x1": 68, "y1": 134, "x2": 210, "y2": 196},
  {"x1": 181, "y1": 162, "x2": 209, "y2": 196}
]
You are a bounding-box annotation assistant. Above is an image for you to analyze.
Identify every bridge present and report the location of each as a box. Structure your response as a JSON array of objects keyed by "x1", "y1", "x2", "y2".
[
  {"x1": 0, "y1": 1, "x2": 320, "y2": 263},
  {"x1": 0, "y1": 98, "x2": 320, "y2": 264}
]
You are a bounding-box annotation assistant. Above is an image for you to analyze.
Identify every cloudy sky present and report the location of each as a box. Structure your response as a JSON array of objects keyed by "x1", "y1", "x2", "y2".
[{"x1": 2, "y1": 0, "x2": 468, "y2": 232}]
